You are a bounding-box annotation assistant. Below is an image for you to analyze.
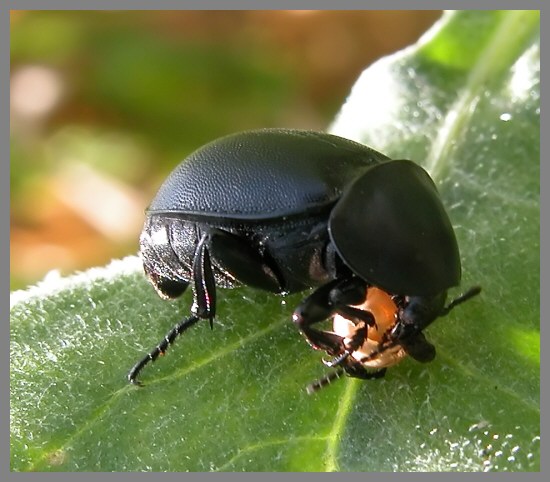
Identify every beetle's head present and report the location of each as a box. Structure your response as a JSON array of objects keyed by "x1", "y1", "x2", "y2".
[
  {"x1": 306, "y1": 285, "x2": 481, "y2": 394},
  {"x1": 394, "y1": 291, "x2": 448, "y2": 335}
]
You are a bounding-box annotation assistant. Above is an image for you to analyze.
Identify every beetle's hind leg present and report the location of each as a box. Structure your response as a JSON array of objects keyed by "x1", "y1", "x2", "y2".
[
  {"x1": 190, "y1": 233, "x2": 217, "y2": 326},
  {"x1": 128, "y1": 233, "x2": 218, "y2": 385}
]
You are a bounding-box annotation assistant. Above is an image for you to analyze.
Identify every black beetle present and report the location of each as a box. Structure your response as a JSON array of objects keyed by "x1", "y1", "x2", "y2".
[{"x1": 129, "y1": 128, "x2": 480, "y2": 387}]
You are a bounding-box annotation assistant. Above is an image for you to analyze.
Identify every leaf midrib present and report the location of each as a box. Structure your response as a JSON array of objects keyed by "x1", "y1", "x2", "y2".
[{"x1": 425, "y1": 10, "x2": 539, "y2": 181}]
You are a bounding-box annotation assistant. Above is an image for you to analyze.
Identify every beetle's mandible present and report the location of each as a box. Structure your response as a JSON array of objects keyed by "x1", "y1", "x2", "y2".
[{"x1": 129, "y1": 128, "x2": 480, "y2": 389}]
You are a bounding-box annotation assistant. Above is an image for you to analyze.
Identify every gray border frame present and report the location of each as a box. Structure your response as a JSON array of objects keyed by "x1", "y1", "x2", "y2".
[
  {"x1": 4, "y1": 1, "x2": 544, "y2": 481},
  {"x1": 1, "y1": 0, "x2": 544, "y2": 9}
]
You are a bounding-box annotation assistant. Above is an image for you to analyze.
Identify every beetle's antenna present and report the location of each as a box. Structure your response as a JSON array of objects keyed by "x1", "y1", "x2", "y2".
[
  {"x1": 128, "y1": 314, "x2": 201, "y2": 386},
  {"x1": 440, "y1": 286, "x2": 482, "y2": 317},
  {"x1": 306, "y1": 367, "x2": 345, "y2": 395}
]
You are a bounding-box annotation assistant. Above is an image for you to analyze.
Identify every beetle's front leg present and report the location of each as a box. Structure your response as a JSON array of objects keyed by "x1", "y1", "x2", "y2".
[{"x1": 292, "y1": 277, "x2": 374, "y2": 355}]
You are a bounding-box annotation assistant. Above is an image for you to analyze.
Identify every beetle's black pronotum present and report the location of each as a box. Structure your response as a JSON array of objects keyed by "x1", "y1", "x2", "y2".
[{"x1": 129, "y1": 128, "x2": 480, "y2": 389}]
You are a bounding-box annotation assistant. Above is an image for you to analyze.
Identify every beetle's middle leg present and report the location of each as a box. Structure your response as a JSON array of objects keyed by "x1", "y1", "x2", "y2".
[{"x1": 292, "y1": 277, "x2": 374, "y2": 355}]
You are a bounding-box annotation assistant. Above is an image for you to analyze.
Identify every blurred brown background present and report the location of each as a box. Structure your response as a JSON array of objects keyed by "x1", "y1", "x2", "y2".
[{"x1": 10, "y1": 10, "x2": 441, "y2": 290}]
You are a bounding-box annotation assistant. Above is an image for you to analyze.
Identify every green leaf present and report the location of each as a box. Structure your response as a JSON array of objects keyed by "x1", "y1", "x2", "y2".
[{"x1": 11, "y1": 10, "x2": 539, "y2": 471}]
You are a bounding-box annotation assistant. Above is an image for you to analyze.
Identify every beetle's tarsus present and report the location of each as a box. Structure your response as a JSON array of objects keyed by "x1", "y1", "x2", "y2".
[
  {"x1": 322, "y1": 351, "x2": 351, "y2": 368},
  {"x1": 127, "y1": 353, "x2": 152, "y2": 386},
  {"x1": 127, "y1": 314, "x2": 201, "y2": 385},
  {"x1": 306, "y1": 367, "x2": 345, "y2": 395},
  {"x1": 128, "y1": 375, "x2": 145, "y2": 387}
]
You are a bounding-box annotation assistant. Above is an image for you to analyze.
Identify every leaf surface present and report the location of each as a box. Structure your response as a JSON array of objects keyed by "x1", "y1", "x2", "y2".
[{"x1": 10, "y1": 11, "x2": 540, "y2": 472}]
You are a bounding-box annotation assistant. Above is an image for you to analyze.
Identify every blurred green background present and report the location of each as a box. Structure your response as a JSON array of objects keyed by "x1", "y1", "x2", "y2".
[{"x1": 10, "y1": 10, "x2": 441, "y2": 291}]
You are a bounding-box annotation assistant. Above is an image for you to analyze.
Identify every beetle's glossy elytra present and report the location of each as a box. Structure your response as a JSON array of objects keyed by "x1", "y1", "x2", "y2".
[
  {"x1": 129, "y1": 128, "x2": 480, "y2": 388},
  {"x1": 147, "y1": 129, "x2": 389, "y2": 219}
]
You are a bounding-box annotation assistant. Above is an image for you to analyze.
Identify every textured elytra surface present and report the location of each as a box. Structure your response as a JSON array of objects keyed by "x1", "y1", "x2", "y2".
[
  {"x1": 11, "y1": 11, "x2": 539, "y2": 471},
  {"x1": 148, "y1": 129, "x2": 389, "y2": 218}
]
